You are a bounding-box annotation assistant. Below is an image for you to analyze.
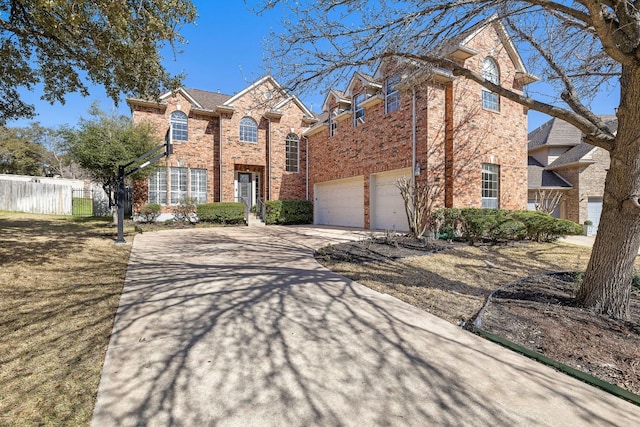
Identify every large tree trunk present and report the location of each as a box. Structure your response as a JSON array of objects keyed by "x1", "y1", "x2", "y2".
[{"x1": 576, "y1": 66, "x2": 640, "y2": 319}]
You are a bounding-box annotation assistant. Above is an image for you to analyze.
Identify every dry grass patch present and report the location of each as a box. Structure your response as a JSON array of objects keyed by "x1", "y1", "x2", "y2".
[
  {"x1": 0, "y1": 213, "x2": 131, "y2": 426},
  {"x1": 317, "y1": 240, "x2": 592, "y2": 324}
]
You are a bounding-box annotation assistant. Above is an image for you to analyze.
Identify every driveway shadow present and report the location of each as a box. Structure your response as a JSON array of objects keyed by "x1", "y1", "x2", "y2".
[{"x1": 92, "y1": 227, "x2": 640, "y2": 426}]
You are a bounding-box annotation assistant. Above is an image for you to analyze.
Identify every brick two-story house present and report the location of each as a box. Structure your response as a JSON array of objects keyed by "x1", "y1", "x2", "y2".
[
  {"x1": 527, "y1": 116, "x2": 616, "y2": 235},
  {"x1": 127, "y1": 76, "x2": 316, "y2": 213},
  {"x1": 303, "y1": 18, "x2": 537, "y2": 231}
]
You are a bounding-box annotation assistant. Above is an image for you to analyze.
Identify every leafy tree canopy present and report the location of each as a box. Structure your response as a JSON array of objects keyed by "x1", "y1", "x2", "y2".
[
  {"x1": 61, "y1": 103, "x2": 159, "y2": 197},
  {"x1": 0, "y1": 123, "x2": 48, "y2": 175},
  {"x1": 0, "y1": 0, "x2": 197, "y2": 124}
]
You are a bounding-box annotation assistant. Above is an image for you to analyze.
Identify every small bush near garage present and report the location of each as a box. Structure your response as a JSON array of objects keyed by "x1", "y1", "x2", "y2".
[
  {"x1": 197, "y1": 202, "x2": 245, "y2": 224},
  {"x1": 264, "y1": 200, "x2": 313, "y2": 225},
  {"x1": 434, "y1": 208, "x2": 582, "y2": 243},
  {"x1": 138, "y1": 203, "x2": 162, "y2": 223}
]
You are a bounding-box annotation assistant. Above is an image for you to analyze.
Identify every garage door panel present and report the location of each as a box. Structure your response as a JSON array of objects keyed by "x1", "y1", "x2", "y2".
[
  {"x1": 315, "y1": 177, "x2": 364, "y2": 228},
  {"x1": 587, "y1": 197, "x2": 602, "y2": 236},
  {"x1": 371, "y1": 169, "x2": 411, "y2": 232}
]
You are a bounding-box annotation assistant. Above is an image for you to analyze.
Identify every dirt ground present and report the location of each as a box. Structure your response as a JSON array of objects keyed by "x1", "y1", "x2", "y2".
[{"x1": 315, "y1": 236, "x2": 640, "y2": 396}]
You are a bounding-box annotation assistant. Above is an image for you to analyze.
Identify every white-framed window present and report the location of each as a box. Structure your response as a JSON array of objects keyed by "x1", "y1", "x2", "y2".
[
  {"x1": 385, "y1": 75, "x2": 400, "y2": 113},
  {"x1": 482, "y1": 58, "x2": 500, "y2": 111},
  {"x1": 329, "y1": 108, "x2": 338, "y2": 137},
  {"x1": 353, "y1": 92, "x2": 365, "y2": 126},
  {"x1": 285, "y1": 133, "x2": 299, "y2": 173},
  {"x1": 170, "y1": 111, "x2": 188, "y2": 141},
  {"x1": 239, "y1": 116, "x2": 258, "y2": 143},
  {"x1": 148, "y1": 167, "x2": 208, "y2": 206},
  {"x1": 481, "y1": 163, "x2": 499, "y2": 209},
  {"x1": 170, "y1": 167, "x2": 188, "y2": 205},
  {"x1": 190, "y1": 168, "x2": 208, "y2": 203},
  {"x1": 148, "y1": 168, "x2": 167, "y2": 205}
]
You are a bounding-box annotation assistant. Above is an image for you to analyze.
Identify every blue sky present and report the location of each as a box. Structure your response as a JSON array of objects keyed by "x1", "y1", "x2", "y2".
[{"x1": 8, "y1": 1, "x2": 619, "y2": 132}]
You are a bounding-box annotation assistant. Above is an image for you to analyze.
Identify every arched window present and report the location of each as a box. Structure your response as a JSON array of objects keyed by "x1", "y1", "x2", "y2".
[
  {"x1": 285, "y1": 133, "x2": 299, "y2": 173},
  {"x1": 482, "y1": 58, "x2": 500, "y2": 111},
  {"x1": 170, "y1": 111, "x2": 188, "y2": 141},
  {"x1": 239, "y1": 117, "x2": 258, "y2": 143}
]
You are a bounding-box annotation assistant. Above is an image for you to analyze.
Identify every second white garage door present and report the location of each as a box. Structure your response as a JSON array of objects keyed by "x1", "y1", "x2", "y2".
[
  {"x1": 314, "y1": 176, "x2": 364, "y2": 228},
  {"x1": 370, "y1": 168, "x2": 411, "y2": 232}
]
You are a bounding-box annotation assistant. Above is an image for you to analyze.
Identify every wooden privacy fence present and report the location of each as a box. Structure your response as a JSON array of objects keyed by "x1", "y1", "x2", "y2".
[
  {"x1": 0, "y1": 179, "x2": 74, "y2": 215},
  {"x1": 0, "y1": 176, "x2": 122, "y2": 216}
]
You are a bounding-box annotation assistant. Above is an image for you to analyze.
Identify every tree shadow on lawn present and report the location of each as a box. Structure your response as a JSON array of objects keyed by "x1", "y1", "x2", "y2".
[
  {"x1": 0, "y1": 216, "x2": 118, "y2": 266},
  {"x1": 91, "y1": 228, "x2": 639, "y2": 426},
  {"x1": 0, "y1": 219, "x2": 129, "y2": 426}
]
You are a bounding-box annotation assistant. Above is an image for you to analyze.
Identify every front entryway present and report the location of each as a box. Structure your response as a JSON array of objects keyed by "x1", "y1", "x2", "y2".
[{"x1": 235, "y1": 171, "x2": 260, "y2": 211}]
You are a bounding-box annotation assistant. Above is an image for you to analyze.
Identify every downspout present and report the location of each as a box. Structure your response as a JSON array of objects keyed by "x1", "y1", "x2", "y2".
[
  {"x1": 445, "y1": 82, "x2": 454, "y2": 208},
  {"x1": 267, "y1": 118, "x2": 271, "y2": 200},
  {"x1": 412, "y1": 88, "x2": 417, "y2": 186},
  {"x1": 305, "y1": 136, "x2": 309, "y2": 201},
  {"x1": 219, "y1": 115, "x2": 223, "y2": 202}
]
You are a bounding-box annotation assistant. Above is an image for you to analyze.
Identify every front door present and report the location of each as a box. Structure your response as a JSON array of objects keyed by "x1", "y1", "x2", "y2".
[{"x1": 238, "y1": 172, "x2": 252, "y2": 210}]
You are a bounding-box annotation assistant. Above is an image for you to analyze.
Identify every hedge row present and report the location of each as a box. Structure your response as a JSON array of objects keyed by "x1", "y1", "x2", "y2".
[
  {"x1": 434, "y1": 208, "x2": 584, "y2": 243},
  {"x1": 196, "y1": 202, "x2": 245, "y2": 224},
  {"x1": 264, "y1": 200, "x2": 313, "y2": 225}
]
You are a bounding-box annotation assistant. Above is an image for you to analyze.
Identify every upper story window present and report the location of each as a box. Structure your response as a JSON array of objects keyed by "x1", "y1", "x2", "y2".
[
  {"x1": 170, "y1": 111, "x2": 188, "y2": 141},
  {"x1": 239, "y1": 117, "x2": 258, "y2": 143},
  {"x1": 329, "y1": 108, "x2": 338, "y2": 137},
  {"x1": 353, "y1": 92, "x2": 365, "y2": 126},
  {"x1": 285, "y1": 133, "x2": 299, "y2": 173},
  {"x1": 482, "y1": 58, "x2": 500, "y2": 111},
  {"x1": 481, "y1": 163, "x2": 499, "y2": 209},
  {"x1": 385, "y1": 75, "x2": 400, "y2": 113}
]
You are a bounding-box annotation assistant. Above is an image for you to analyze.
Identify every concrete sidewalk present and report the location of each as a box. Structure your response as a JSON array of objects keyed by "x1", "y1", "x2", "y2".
[
  {"x1": 93, "y1": 226, "x2": 640, "y2": 426},
  {"x1": 561, "y1": 234, "x2": 640, "y2": 254}
]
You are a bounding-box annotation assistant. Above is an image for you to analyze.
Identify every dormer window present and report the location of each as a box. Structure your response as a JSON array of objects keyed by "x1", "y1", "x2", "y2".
[
  {"x1": 482, "y1": 58, "x2": 500, "y2": 112},
  {"x1": 329, "y1": 108, "x2": 338, "y2": 137},
  {"x1": 239, "y1": 116, "x2": 258, "y2": 143},
  {"x1": 385, "y1": 75, "x2": 400, "y2": 113},
  {"x1": 353, "y1": 92, "x2": 366, "y2": 126},
  {"x1": 170, "y1": 111, "x2": 188, "y2": 142}
]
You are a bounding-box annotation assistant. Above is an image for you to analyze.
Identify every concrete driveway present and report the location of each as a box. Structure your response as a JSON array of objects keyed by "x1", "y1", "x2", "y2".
[{"x1": 92, "y1": 226, "x2": 639, "y2": 426}]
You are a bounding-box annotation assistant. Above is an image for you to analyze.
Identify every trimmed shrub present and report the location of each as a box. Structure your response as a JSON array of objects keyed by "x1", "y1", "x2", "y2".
[
  {"x1": 197, "y1": 202, "x2": 245, "y2": 224},
  {"x1": 174, "y1": 197, "x2": 198, "y2": 223},
  {"x1": 433, "y1": 208, "x2": 583, "y2": 243},
  {"x1": 138, "y1": 203, "x2": 161, "y2": 223},
  {"x1": 265, "y1": 200, "x2": 313, "y2": 225},
  {"x1": 511, "y1": 210, "x2": 583, "y2": 242}
]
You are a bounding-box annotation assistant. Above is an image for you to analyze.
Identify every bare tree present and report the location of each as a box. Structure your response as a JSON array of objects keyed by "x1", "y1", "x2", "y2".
[
  {"x1": 396, "y1": 176, "x2": 438, "y2": 238},
  {"x1": 259, "y1": 0, "x2": 637, "y2": 319},
  {"x1": 534, "y1": 189, "x2": 564, "y2": 215}
]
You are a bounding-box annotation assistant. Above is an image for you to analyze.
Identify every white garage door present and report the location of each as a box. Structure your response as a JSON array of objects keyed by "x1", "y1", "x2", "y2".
[
  {"x1": 314, "y1": 176, "x2": 364, "y2": 228},
  {"x1": 370, "y1": 168, "x2": 411, "y2": 232},
  {"x1": 587, "y1": 197, "x2": 603, "y2": 236}
]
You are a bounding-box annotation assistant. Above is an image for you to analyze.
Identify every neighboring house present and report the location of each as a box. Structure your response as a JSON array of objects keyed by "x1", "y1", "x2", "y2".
[
  {"x1": 127, "y1": 76, "x2": 316, "y2": 213},
  {"x1": 303, "y1": 18, "x2": 536, "y2": 231},
  {"x1": 527, "y1": 116, "x2": 616, "y2": 235}
]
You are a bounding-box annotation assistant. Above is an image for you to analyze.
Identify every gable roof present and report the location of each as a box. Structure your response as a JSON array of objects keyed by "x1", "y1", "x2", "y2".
[
  {"x1": 127, "y1": 76, "x2": 314, "y2": 119},
  {"x1": 344, "y1": 72, "x2": 382, "y2": 97},
  {"x1": 546, "y1": 143, "x2": 597, "y2": 170},
  {"x1": 321, "y1": 89, "x2": 351, "y2": 112},
  {"x1": 527, "y1": 156, "x2": 572, "y2": 189},
  {"x1": 432, "y1": 16, "x2": 537, "y2": 84},
  {"x1": 528, "y1": 115, "x2": 618, "y2": 151},
  {"x1": 184, "y1": 89, "x2": 233, "y2": 110}
]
